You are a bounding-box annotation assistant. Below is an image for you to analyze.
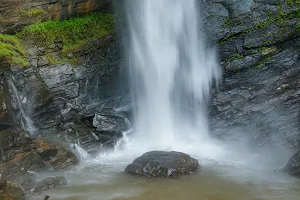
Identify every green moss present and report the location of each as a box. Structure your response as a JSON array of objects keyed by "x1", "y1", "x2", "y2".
[
  {"x1": 256, "y1": 63, "x2": 265, "y2": 69},
  {"x1": 228, "y1": 53, "x2": 244, "y2": 61},
  {"x1": 220, "y1": 0, "x2": 300, "y2": 45},
  {"x1": 0, "y1": 34, "x2": 29, "y2": 67},
  {"x1": 20, "y1": 12, "x2": 114, "y2": 49},
  {"x1": 219, "y1": 34, "x2": 237, "y2": 44},
  {"x1": 223, "y1": 16, "x2": 232, "y2": 28},
  {"x1": 20, "y1": 8, "x2": 46, "y2": 17}
]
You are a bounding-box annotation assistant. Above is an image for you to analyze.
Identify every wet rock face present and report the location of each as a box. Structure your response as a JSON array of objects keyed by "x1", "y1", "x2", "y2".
[
  {"x1": 125, "y1": 151, "x2": 199, "y2": 178},
  {"x1": 283, "y1": 150, "x2": 300, "y2": 177},
  {"x1": 212, "y1": 0, "x2": 254, "y2": 17},
  {"x1": 210, "y1": 38, "x2": 300, "y2": 147},
  {"x1": 2, "y1": 37, "x2": 125, "y2": 153},
  {"x1": 202, "y1": 0, "x2": 300, "y2": 147}
]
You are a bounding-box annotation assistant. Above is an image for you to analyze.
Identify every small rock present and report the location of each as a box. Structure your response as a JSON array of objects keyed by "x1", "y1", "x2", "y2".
[
  {"x1": 283, "y1": 150, "x2": 300, "y2": 177},
  {"x1": 34, "y1": 177, "x2": 67, "y2": 194},
  {"x1": 48, "y1": 147, "x2": 78, "y2": 170},
  {"x1": 48, "y1": 44, "x2": 56, "y2": 49},
  {"x1": 56, "y1": 43, "x2": 63, "y2": 49},
  {"x1": 37, "y1": 48, "x2": 46, "y2": 56},
  {"x1": 125, "y1": 151, "x2": 199, "y2": 178},
  {"x1": 29, "y1": 56, "x2": 39, "y2": 68},
  {"x1": 67, "y1": 53, "x2": 73, "y2": 58},
  {"x1": 35, "y1": 138, "x2": 58, "y2": 161},
  {"x1": 93, "y1": 113, "x2": 128, "y2": 135},
  {"x1": 37, "y1": 56, "x2": 50, "y2": 67}
]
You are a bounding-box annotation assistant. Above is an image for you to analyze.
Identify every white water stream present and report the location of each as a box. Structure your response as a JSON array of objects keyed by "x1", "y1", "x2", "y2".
[{"x1": 9, "y1": 77, "x2": 37, "y2": 135}]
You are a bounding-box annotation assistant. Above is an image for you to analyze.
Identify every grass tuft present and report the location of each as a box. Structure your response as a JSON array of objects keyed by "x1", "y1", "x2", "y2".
[
  {"x1": 0, "y1": 34, "x2": 29, "y2": 67},
  {"x1": 20, "y1": 12, "x2": 114, "y2": 48},
  {"x1": 19, "y1": 8, "x2": 46, "y2": 17}
]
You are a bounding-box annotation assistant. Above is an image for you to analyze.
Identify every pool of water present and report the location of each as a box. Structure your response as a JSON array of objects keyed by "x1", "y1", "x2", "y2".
[{"x1": 30, "y1": 145, "x2": 300, "y2": 200}]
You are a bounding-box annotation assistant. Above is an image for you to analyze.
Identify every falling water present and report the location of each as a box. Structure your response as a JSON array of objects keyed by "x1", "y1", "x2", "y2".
[
  {"x1": 125, "y1": 0, "x2": 221, "y2": 152},
  {"x1": 9, "y1": 78, "x2": 38, "y2": 136},
  {"x1": 74, "y1": 144, "x2": 90, "y2": 161}
]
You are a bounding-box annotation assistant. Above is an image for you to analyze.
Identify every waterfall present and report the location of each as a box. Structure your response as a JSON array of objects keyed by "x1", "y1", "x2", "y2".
[
  {"x1": 124, "y1": 0, "x2": 221, "y2": 152},
  {"x1": 74, "y1": 143, "x2": 90, "y2": 161},
  {"x1": 9, "y1": 77, "x2": 37, "y2": 136}
]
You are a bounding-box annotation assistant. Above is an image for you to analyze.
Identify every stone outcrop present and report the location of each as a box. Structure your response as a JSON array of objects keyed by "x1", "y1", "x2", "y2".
[
  {"x1": 125, "y1": 151, "x2": 199, "y2": 178},
  {"x1": 0, "y1": 0, "x2": 112, "y2": 34},
  {"x1": 283, "y1": 150, "x2": 300, "y2": 176}
]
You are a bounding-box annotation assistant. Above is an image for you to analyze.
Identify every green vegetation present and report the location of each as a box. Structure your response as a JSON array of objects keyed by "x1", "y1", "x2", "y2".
[
  {"x1": 223, "y1": 16, "x2": 232, "y2": 28},
  {"x1": 256, "y1": 56, "x2": 272, "y2": 69},
  {"x1": 228, "y1": 53, "x2": 244, "y2": 61},
  {"x1": 18, "y1": 12, "x2": 114, "y2": 65},
  {"x1": 19, "y1": 8, "x2": 45, "y2": 17},
  {"x1": 1, "y1": 12, "x2": 115, "y2": 67},
  {"x1": 297, "y1": 24, "x2": 300, "y2": 33},
  {"x1": 20, "y1": 12, "x2": 114, "y2": 50},
  {"x1": 0, "y1": 34, "x2": 29, "y2": 67}
]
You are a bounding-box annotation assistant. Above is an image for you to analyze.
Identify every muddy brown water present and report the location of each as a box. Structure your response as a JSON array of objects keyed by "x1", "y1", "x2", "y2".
[{"x1": 30, "y1": 152, "x2": 300, "y2": 200}]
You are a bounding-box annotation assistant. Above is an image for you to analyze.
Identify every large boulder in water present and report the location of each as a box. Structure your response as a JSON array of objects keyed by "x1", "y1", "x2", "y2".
[
  {"x1": 283, "y1": 150, "x2": 300, "y2": 176},
  {"x1": 125, "y1": 151, "x2": 199, "y2": 178}
]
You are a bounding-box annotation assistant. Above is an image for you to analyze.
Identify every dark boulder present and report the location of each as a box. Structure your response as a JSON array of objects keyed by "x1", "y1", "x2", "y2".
[
  {"x1": 125, "y1": 151, "x2": 199, "y2": 178},
  {"x1": 35, "y1": 137, "x2": 58, "y2": 160},
  {"x1": 93, "y1": 112, "x2": 129, "y2": 135},
  {"x1": 92, "y1": 110, "x2": 130, "y2": 147},
  {"x1": 33, "y1": 177, "x2": 67, "y2": 194},
  {"x1": 48, "y1": 146, "x2": 78, "y2": 170},
  {"x1": 283, "y1": 150, "x2": 300, "y2": 176}
]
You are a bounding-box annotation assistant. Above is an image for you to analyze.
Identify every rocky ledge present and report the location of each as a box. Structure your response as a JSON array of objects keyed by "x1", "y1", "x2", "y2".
[
  {"x1": 125, "y1": 151, "x2": 199, "y2": 178},
  {"x1": 0, "y1": 128, "x2": 78, "y2": 197}
]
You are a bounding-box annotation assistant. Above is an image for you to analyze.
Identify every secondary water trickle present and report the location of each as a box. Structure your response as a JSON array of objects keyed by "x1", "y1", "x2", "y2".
[{"x1": 9, "y1": 77, "x2": 38, "y2": 136}]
